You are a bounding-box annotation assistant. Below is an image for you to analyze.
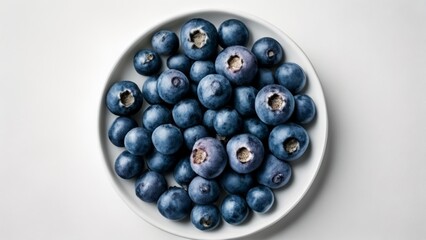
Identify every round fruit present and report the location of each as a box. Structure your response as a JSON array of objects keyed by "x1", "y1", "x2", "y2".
[
  {"x1": 226, "y1": 133, "x2": 264, "y2": 174},
  {"x1": 135, "y1": 170, "x2": 167, "y2": 203},
  {"x1": 157, "y1": 187, "x2": 192, "y2": 221},
  {"x1": 151, "y1": 30, "x2": 179, "y2": 56},
  {"x1": 106, "y1": 80, "x2": 143, "y2": 116},
  {"x1": 157, "y1": 69, "x2": 190, "y2": 104},
  {"x1": 215, "y1": 45, "x2": 258, "y2": 85},
  {"x1": 246, "y1": 186, "x2": 275, "y2": 213},
  {"x1": 124, "y1": 127, "x2": 152, "y2": 156},
  {"x1": 293, "y1": 94, "x2": 316, "y2": 124},
  {"x1": 188, "y1": 176, "x2": 220, "y2": 205},
  {"x1": 133, "y1": 49, "x2": 162, "y2": 76},
  {"x1": 190, "y1": 137, "x2": 227, "y2": 179},
  {"x1": 220, "y1": 194, "x2": 249, "y2": 225},
  {"x1": 255, "y1": 84, "x2": 295, "y2": 125},
  {"x1": 256, "y1": 154, "x2": 292, "y2": 189},
  {"x1": 269, "y1": 123, "x2": 310, "y2": 161},
  {"x1": 151, "y1": 124, "x2": 183, "y2": 155},
  {"x1": 114, "y1": 150, "x2": 144, "y2": 179},
  {"x1": 251, "y1": 37, "x2": 284, "y2": 67},
  {"x1": 191, "y1": 204, "x2": 221, "y2": 231},
  {"x1": 180, "y1": 18, "x2": 218, "y2": 60},
  {"x1": 275, "y1": 62, "x2": 306, "y2": 94},
  {"x1": 218, "y1": 19, "x2": 249, "y2": 48},
  {"x1": 197, "y1": 74, "x2": 232, "y2": 110}
]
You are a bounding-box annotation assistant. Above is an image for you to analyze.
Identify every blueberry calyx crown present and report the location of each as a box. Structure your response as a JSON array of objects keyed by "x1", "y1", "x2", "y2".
[
  {"x1": 144, "y1": 53, "x2": 154, "y2": 63},
  {"x1": 272, "y1": 173, "x2": 284, "y2": 184},
  {"x1": 284, "y1": 138, "x2": 299, "y2": 154},
  {"x1": 119, "y1": 90, "x2": 134, "y2": 107},
  {"x1": 192, "y1": 148, "x2": 207, "y2": 164},
  {"x1": 227, "y1": 55, "x2": 243, "y2": 72},
  {"x1": 267, "y1": 93, "x2": 285, "y2": 111},
  {"x1": 190, "y1": 28, "x2": 208, "y2": 49},
  {"x1": 201, "y1": 216, "x2": 212, "y2": 227},
  {"x1": 200, "y1": 184, "x2": 210, "y2": 193},
  {"x1": 172, "y1": 77, "x2": 183, "y2": 87},
  {"x1": 236, "y1": 147, "x2": 252, "y2": 163}
]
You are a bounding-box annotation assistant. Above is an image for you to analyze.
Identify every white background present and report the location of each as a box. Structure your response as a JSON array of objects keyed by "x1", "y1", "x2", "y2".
[{"x1": 1, "y1": 0, "x2": 425, "y2": 239}]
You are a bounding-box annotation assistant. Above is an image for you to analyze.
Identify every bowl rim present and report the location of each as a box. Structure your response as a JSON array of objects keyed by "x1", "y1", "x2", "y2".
[{"x1": 97, "y1": 8, "x2": 329, "y2": 240}]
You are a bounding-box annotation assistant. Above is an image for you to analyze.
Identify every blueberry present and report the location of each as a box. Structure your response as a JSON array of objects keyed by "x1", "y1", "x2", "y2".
[
  {"x1": 255, "y1": 68, "x2": 275, "y2": 89},
  {"x1": 180, "y1": 18, "x2": 218, "y2": 60},
  {"x1": 293, "y1": 94, "x2": 316, "y2": 124},
  {"x1": 108, "y1": 116, "x2": 138, "y2": 147},
  {"x1": 167, "y1": 53, "x2": 193, "y2": 74},
  {"x1": 151, "y1": 30, "x2": 179, "y2": 56},
  {"x1": 157, "y1": 69, "x2": 190, "y2": 104},
  {"x1": 151, "y1": 124, "x2": 183, "y2": 155},
  {"x1": 242, "y1": 118, "x2": 269, "y2": 141},
  {"x1": 220, "y1": 194, "x2": 249, "y2": 225},
  {"x1": 173, "y1": 156, "x2": 197, "y2": 188},
  {"x1": 189, "y1": 60, "x2": 216, "y2": 83},
  {"x1": 188, "y1": 176, "x2": 220, "y2": 205},
  {"x1": 146, "y1": 150, "x2": 177, "y2": 173},
  {"x1": 275, "y1": 62, "x2": 306, "y2": 94},
  {"x1": 183, "y1": 125, "x2": 210, "y2": 150},
  {"x1": 133, "y1": 49, "x2": 162, "y2": 76},
  {"x1": 218, "y1": 19, "x2": 249, "y2": 48},
  {"x1": 202, "y1": 109, "x2": 217, "y2": 132},
  {"x1": 106, "y1": 80, "x2": 143, "y2": 116},
  {"x1": 255, "y1": 84, "x2": 295, "y2": 125},
  {"x1": 191, "y1": 204, "x2": 221, "y2": 231},
  {"x1": 135, "y1": 170, "x2": 167, "y2": 203},
  {"x1": 226, "y1": 134, "x2": 264, "y2": 174},
  {"x1": 172, "y1": 99, "x2": 203, "y2": 129},
  {"x1": 157, "y1": 186, "x2": 192, "y2": 221},
  {"x1": 246, "y1": 186, "x2": 274, "y2": 213},
  {"x1": 114, "y1": 150, "x2": 144, "y2": 179},
  {"x1": 197, "y1": 74, "x2": 232, "y2": 110},
  {"x1": 251, "y1": 37, "x2": 284, "y2": 67},
  {"x1": 215, "y1": 45, "x2": 258, "y2": 85},
  {"x1": 268, "y1": 123, "x2": 309, "y2": 161},
  {"x1": 256, "y1": 154, "x2": 292, "y2": 189},
  {"x1": 124, "y1": 127, "x2": 152, "y2": 156},
  {"x1": 213, "y1": 108, "x2": 242, "y2": 137},
  {"x1": 233, "y1": 86, "x2": 258, "y2": 117},
  {"x1": 220, "y1": 169, "x2": 254, "y2": 195},
  {"x1": 141, "y1": 104, "x2": 172, "y2": 132},
  {"x1": 190, "y1": 137, "x2": 227, "y2": 179},
  {"x1": 142, "y1": 76, "x2": 164, "y2": 105}
]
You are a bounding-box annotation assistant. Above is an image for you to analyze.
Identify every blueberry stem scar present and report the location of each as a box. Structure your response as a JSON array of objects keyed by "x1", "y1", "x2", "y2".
[
  {"x1": 284, "y1": 138, "x2": 299, "y2": 154},
  {"x1": 201, "y1": 217, "x2": 212, "y2": 227},
  {"x1": 190, "y1": 29, "x2": 207, "y2": 49},
  {"x1": 237, "y1": 147, "x2": 252, "y2": 163},
  {"x1": 145, "y1": 53, "x2": 154, "y2": 62},
  {"x1": 119, "y1": 90, "x2": 134, "y2": 107},
  {"x1": 268, "y1": 93, "x2": 285, "y2": 111},
  {"x1": 192, "y1": 148, "x2": 207, "y2": 164},
  {"x1": 227, "y1": 55, "x2": 243, "y2": 72},
  {"x1": 172, "y1": 77, "x2": 181, "y2": 87},
  {"x1": 273, "y1": 173, "x2": 283, "y2": 184}
]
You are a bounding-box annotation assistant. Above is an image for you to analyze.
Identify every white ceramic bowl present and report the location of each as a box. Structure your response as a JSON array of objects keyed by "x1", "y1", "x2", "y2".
[{"x1": 99, "y1": 9, "x2": 328, "y2": 240}]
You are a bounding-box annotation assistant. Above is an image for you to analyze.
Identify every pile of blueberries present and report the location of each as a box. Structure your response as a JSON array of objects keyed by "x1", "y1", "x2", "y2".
[{"x1": 105, "y1": 17, "x2": 316, "y2": 231}]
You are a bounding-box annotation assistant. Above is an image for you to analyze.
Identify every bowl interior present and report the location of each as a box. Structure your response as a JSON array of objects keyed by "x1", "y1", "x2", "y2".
[{"x1": 99, "y1": 9, "x2": 328, "y2": 240}]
